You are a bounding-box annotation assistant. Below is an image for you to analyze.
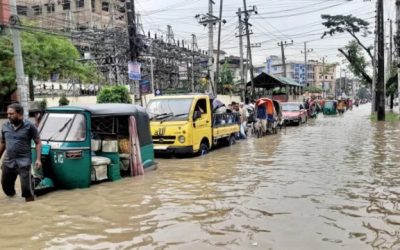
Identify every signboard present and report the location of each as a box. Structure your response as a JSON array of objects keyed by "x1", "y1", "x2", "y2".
[
  {"x1": 139, "y1": 79, "x2": 151, "y2": 94},
  {"x1": 155, "y1": 89, "x2": 162, "y2": 96},
  {"x1": 179, "y1": 63, "x2": 188, "y2": 80},
  {"x1": 128, "y1": 61, "x2": 141, "y2": 80},
  {"x1": 0, "y1": 0, "x2": 10, "y2": 25}
]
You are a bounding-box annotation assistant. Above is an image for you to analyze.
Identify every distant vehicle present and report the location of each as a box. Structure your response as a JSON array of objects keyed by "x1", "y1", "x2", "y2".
[
  {"x1": 323, "y1": 100, "x2": 338, "y2": 115},
  {"x1": 282, "y1": 102, "x2": 307, "y2": 125}
]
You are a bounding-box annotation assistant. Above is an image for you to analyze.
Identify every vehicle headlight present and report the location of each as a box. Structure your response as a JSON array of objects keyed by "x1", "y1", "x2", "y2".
[{"x1": 178, "y1": 135, "x2": 185, "y2": 143}]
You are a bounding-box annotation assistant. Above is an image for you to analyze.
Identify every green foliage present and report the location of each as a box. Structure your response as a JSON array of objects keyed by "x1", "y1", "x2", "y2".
[
  {"x1": 39, "y1": 98, "x2": 47, "y2": 110},
  {"x1": 97, "y1": 85, "x2": 132, "y2": 104},
  {"x1": 0, "y1": 23, "x2": 104, "y2": 100},
  {"x1": 304, "y1": 86, "x2": 323, "y2": 93},
  {"x1": 370, "y1": 112, "x2": 400, "y2": 122},
  {"x1": 218, "y1": 60, "x2": 234, "y2": 94},
  {"x1": 59, "y1": 94, "x2": 70, "y2": 106},
  {"x1": 357, "y1": 87, "x2": 369, "y2": 100}
]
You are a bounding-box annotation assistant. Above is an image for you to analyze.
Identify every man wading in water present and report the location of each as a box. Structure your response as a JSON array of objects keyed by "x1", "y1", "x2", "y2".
[{"x1": 0, "y1": 103, "x2": 42, "y2": 202}]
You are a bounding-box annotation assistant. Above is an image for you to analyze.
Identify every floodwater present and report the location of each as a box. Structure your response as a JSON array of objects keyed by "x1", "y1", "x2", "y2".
[{"x1": 0, "y1": 104, "x2": 400, "y2": 249}]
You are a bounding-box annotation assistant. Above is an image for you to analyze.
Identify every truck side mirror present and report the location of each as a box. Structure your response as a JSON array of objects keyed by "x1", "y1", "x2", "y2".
[{"x1": 193, "y1": 110, "x2": 202, "y2": 120}]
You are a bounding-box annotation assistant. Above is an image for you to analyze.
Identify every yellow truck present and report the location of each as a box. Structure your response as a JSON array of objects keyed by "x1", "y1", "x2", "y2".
[{"x1": 146, "y1": 94, "x2": 240, "y2": 156}]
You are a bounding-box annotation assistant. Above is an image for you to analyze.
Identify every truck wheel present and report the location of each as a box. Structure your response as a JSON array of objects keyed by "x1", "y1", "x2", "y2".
[{"x1": 199, "y1": 143, "x2": 209, "y2": 156}]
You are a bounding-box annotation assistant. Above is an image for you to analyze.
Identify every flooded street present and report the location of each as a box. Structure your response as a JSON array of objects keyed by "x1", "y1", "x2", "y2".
[{"x1": 1, "y1": 104, "x2": 400, "y2": 249}]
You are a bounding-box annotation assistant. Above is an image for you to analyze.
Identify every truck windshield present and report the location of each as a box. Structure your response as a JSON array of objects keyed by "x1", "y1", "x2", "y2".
[
  {"x1": 147, "y1": 98, "x2": 193, "y2": 121},
  {"x1": 40, "y1": 113, "x2": 86, "y2": 142}
]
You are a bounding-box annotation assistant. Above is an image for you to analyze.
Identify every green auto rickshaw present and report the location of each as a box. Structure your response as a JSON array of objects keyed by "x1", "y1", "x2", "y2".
[
  {"x1": 322, "y1": 100, "x2": 337, "y2": 115},
  {"x1": 32, "y1": 104, "x2": 157, "y2": 192}
]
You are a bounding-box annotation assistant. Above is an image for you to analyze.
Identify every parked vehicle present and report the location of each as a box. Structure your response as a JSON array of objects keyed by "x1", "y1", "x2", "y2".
[
  {"x1": 32, "y1": 104, "x2": 157, "y2": 193},
  {"x1": 146, "y1": 94, "x2": 240, "y2": 157},
  {"x1": 323, "y1": 100, "x2": 338, "y2": 115},
  {"x1": 282, "y1": 102, "x2": 308, "y2": 125}
]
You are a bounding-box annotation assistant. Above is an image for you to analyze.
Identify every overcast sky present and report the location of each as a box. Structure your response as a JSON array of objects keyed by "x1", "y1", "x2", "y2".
[{"x1": 136, "y1": 0, "x2": 397, "y2": 67}]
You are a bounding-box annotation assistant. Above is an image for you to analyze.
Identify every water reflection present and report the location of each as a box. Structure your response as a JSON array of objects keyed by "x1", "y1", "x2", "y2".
[{"x1": 0, "y1": 105, "x2": 399, "y2": 249}]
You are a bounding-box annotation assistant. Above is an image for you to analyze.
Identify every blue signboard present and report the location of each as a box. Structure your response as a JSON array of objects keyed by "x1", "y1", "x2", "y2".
[{"x1": 128, "y1": 61, "x2": 141, "y2": 80}]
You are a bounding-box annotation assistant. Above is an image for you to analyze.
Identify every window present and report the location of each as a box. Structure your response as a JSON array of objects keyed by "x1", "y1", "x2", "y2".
[
  {"x1": 17, "y1": 5, "x2": 27, "y2": 15},
  {"x1": 325, "y1": 76, "x2": 328, "y2": 80},
  {"x1": 91, "y1": 0, "x2": 95, "y2": 11},
  {"x1": 63, "y1": 0, "x2": 70, "y2": 10},
  {"x1": 32, "y1": 5, "x2": 42, "y2": 15},
  {"x1": 195, "y1": 99, "x2": 207, "y2": 114},
  {"x1": 102, "y1": 1, "x2": 109, "y2": 11},
  {"x1": 76, "y1": 0, "x2": 84, "y2": 8},
  {"x1": 331, "y1": 76, "x2": 334, "y2": 80},
  {"x1": 40, "y1": 113, "x2": 86, "y2": 142},
  {"x1": 45, "y1": 3, "x2": 55, "y2": 13}
]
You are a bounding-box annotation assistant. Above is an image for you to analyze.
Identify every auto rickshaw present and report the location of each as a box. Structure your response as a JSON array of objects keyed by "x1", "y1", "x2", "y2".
[
  {"x1": 32, "y1": 104, "x2": 157, "y2": 193},
  {"x1": 255, "y1": 98, "x2": 278, "y2": 135},
  {"x1": 322, "y1": 100, "x2": 337, "y2": 115}
]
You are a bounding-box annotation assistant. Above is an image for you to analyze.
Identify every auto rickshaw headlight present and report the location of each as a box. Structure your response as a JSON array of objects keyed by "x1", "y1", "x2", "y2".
[{"x1": 178, "y1": 135, "x2": 185, "y2": 143}]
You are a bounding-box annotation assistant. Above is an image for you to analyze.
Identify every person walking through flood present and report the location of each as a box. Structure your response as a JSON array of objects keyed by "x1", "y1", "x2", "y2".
[{"x1": 0, "y1": 103, "x2": 42, "y2": 202}]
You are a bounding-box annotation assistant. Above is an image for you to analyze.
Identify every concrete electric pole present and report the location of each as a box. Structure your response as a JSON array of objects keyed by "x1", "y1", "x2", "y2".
[
  {"x1": 396, "y1": 0, "x2": 400, "y2": 114},
  {"x1": 9, "y1": 0, "x2": 29, "y2": 118},
  {"x1": 237, "y1": 8, "x2": 245, "y2": 101},
  {"x1": 278, "y1": 40, "x2": 293, "y2": 78},
  {"x1": 301, "y1": 42, "x2": 313, "y2": 86},
  {"x1": 242, "y1": 1, "x2": 257, "y2": 99},
  {"x1": 377, "y1": 0, "x2": 385, "y2": 120}
]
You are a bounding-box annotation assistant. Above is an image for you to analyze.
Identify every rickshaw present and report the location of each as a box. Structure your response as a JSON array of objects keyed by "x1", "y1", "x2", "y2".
[
  {"x1": 254, "y1": 98, "x2": 278, "y2": 136},
  {"x1": 322, "y1": 100, "x2": 337, "y2": 115},
  {"x1": 32, "y1": 104, "x2": 157, "y2": 193},
  {"x1": 308, "y1": 100, "x2": 319, "y2": 118},
  {"x1": 272, "y1": 99, "x2": 285, "y2": 129},
  {"x1": 337, "y1": 99, "x2": 347, "y2": 114}
]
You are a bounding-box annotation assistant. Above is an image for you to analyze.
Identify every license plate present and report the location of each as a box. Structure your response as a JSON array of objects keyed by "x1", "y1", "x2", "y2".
[{"x1": 154, "y1": 145, "x2": 168, "y2": 150}]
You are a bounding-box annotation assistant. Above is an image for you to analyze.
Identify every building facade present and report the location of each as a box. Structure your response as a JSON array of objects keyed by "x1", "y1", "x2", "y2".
[
  {"x1": 14, "y1": 0, "x2": 126, "y2": 30},
  {"x1": 265, "y1": 56, "x2": 337, "y2": 94}
]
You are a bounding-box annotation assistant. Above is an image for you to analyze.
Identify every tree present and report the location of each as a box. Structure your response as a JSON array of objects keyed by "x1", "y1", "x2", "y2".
[
  {"x1": 0, "y1": 26, "x2": 103, "y2": 101},
  {"x1": 339, "y1": 41, "x2": 372, "y2": 86},
  {"x1": 97, "y1": 85, "x2": 132, "y2": 104},
  {"x1": 321, "y1": 15, "x2": 373, "y2": 60},
  {"x1": 218, "y1": 60, "x2": 234, "y2": 94}
]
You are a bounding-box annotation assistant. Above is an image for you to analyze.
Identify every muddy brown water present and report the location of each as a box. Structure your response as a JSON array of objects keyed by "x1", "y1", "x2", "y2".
[{"x1": 0, "y1": 104, "x2": 399, "y2": 249}]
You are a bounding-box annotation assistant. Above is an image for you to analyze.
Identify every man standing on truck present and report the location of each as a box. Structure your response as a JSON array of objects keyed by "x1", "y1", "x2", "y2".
[{"x1": 0, "y1": 103, "x2": 42, "y2": 202}]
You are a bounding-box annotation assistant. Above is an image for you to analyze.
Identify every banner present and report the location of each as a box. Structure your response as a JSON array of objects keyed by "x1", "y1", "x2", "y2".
[
  {"x1": 179, "y1": 63, "x2": 188, "y2": 80},
  {"x1": 139, "y1": 79, "x2": 151, "y2": 94},
  {"x1": 128, "y1": 61, "x2": 141, "y2": 80}
]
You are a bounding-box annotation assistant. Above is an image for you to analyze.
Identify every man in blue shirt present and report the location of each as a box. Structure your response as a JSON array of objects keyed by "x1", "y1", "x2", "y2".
[{"x1": 0, "y1": 103, "x2": 42, "y2": 202}]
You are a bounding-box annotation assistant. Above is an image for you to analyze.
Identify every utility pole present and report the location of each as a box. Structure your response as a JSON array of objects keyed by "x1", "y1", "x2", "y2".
[
  {"x1": 127, "y1": 0, "x2": 139, "y2": 101},
  {"x1": 320, "y1": 56, "x2": 327, "y2": 97},
  {"x1": 237, "y1": 8, "x2": 245, "y2": 101},
  {"x1": 301, "y1": 42, "x2": 313, "y2": 86},
  {"x1": 196, "y1": 1, "x2": 220, "y2": 95},
  {"x1": 242, "y1": 1, "x2": 257, "y2": 99},
  {"x1": 277, "y1": 40, "x2": 293, "y2": 78},
  {"x1": 191, "y1": 34, "x2": 197, "y2": 93},
  {"x1": 377, "y1": 0, "x2": 385, "y2": 120},
  {"x1": 9, "y1": 0, "x2": 28, "y2": 118},
  {"x1": 215, "y1": 0, "x2": 225, "y2": 97},
  {"x1": 396, "y1": 0, "x2": 400, "y2": 114}
]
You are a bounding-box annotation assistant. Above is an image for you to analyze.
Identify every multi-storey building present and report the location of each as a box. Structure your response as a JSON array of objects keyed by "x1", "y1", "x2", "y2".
[
  {"x1": 14, "y1": 0, "x2": 126, "y2": 30},
  {"x1": 264, "y1": 56, "x2": 337, "y2": 94},
  {"x1": 265, "y1": 56, "x2": 316, "y2": 87}
]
